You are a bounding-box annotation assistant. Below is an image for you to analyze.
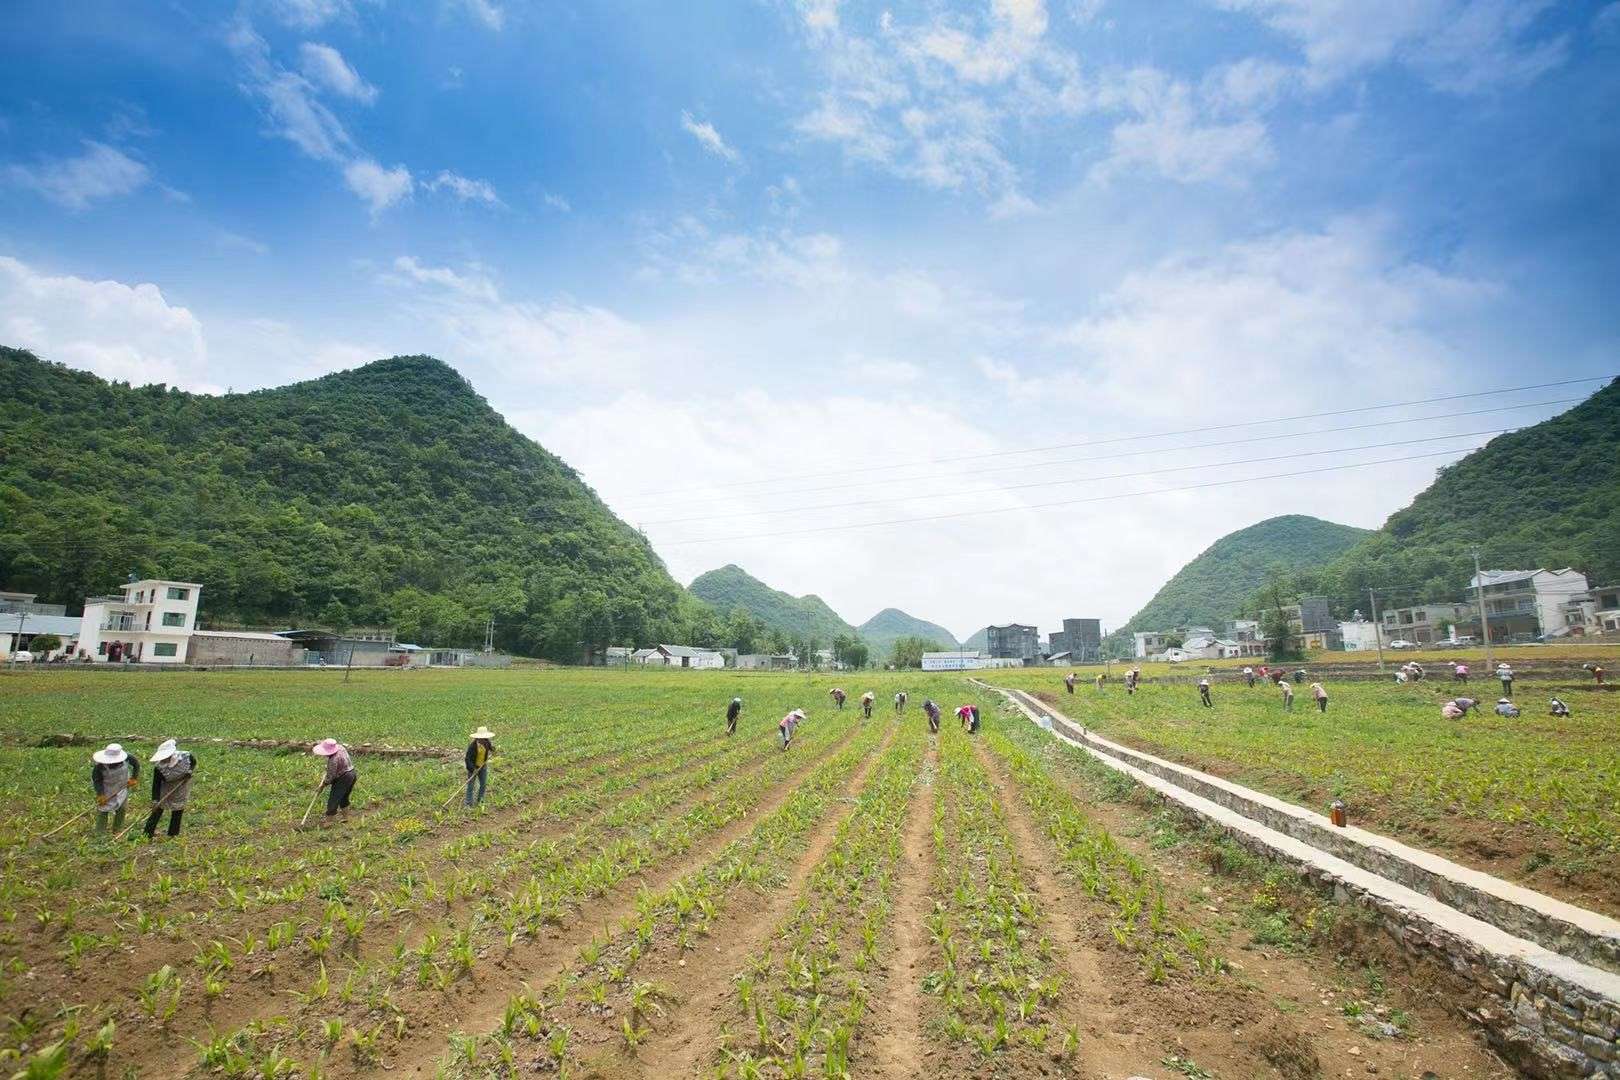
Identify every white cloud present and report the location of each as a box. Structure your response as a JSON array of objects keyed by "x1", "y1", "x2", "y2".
[
  {"x1": 343, "y1": 158, "x2": 413, "y2": 214},
  {"x1": 1092, "y1": 68, "x2": 1274, "y2": 185},
  {"x1": 298, "y1": 42, "x2": 377, "y2": 104},
  {"x1": 541, "y1": 192, "x2": 572, "y2": 212},
  {"x1": 230, "y1": 22, "x2": 352, "y2": 162},
  {"x1": 1214, "y1": 0, "x2": 1568, "y2": 93},
  {"x1": 425, "y1": 170, "x2": 501, "y2": 205},
  {"x1": 452, "y1": 0, "x2": 505, "y2": 31},
  {"x1": 386, "y1": 255, "x2": 499, "y2": 301},
  {"x1": 1202, "y1": 57, "x2": 1295, "y2": 113},
  {"x1": 0, "y1": 254, "x2": 211, "y2": 390},
  {"x1": 267, "y1": 0, "x2": 350, "y2": 30},
  {"x1": 216, "y1": 230, "x2": 270, "y2": 255},
  {"x1": 680, "y1": 111, "x2": 741, "y2": 162},
  {"x1": 4, "y1": 141, "x2": 149, "y2": 209}
]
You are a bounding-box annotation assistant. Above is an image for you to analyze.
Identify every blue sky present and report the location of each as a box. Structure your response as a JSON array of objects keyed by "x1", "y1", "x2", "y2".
[{"x1": 3, "y1": 0, "x2": 1617, "y2": 636}]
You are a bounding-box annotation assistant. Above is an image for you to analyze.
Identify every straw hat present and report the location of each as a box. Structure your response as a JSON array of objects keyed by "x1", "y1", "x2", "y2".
[
  {"x1": 312, "y1": 738, "x2": 342, "y2": 756},
  {"x1": 150, "y1": 739, "x2": 179, "y2": 763},
  {"x1": 92, "y1": 743, "x2": 127, "y2": 765},
  {"x1": 470, "y1": 727, "x2": 495, "y2": 741}
]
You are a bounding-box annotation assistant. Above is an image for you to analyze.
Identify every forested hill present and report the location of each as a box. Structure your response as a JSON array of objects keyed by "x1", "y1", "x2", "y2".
[
  {"x1": 0, "y1": 348, "x2": 704, "y2": 658},
  {"x1": 1114, "y1": 515, "x2": 1371, "y2": 643},
  {"x1": 687, "y1": 564, "x2": 856, "y2": 642},
  {"x1": 1262, "y1": 380, "x2": 1620, "y2": 610},
  {"x1": 856, "y1": 607, "x2": 958, "y2": 657}
]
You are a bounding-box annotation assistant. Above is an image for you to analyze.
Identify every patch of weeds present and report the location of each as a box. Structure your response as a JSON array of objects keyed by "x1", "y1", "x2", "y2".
[{"x1": 1162, "y1": 1054, "x2": 1214, "y2": 1078}]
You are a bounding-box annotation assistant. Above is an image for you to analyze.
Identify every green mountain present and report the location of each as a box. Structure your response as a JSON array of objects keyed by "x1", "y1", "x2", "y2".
[
  {"x1": 0, "y1": 348, "x2": 704, "y2": 659},
  {"x1": 688, "y1": 564, "x2": 856, "y2": 642},
  {"x1": 1115, "y1": 515, "x2": 1372, "y2": 641},
  {"x1": 856, "y1": 607, "x2": 958, "y2": 657},
  {"x1": 962, "y1": 627, "x2": 988, "y2": 652},
  {"x1": 1271, "y1": 380, "x2": 1620, "y2": 610}
]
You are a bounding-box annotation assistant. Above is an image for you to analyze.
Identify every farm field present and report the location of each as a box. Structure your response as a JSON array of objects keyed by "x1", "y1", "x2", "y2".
[
  {"x1": 0, "y1": 668, "x2": 1512, "y2": 1079},
  {"x1": 988, "y1": 666, "x2": 1620, "y2": 914}
]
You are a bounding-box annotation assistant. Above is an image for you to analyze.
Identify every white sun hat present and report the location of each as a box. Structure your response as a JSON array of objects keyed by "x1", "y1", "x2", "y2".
[
  {"x1": 150, "y1": 739, "x2": 179, "y2": 763},
  {"x1": 92, "y1": 743, "x2": 127, "y2": 765},
  {"x1": 470, "y1": 727, "x2": 495, "y2": 740}
]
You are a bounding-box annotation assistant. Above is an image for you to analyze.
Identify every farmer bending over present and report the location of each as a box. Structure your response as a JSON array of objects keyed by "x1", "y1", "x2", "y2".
[
  {"x1": 89, "y1": 743, "x2": 138, "y2": 834},
  {"x1": 1449, "y1": 697, "x2": 1479, "y2": 714},
  {"x1": 1494, "y1": 698, "x2": 1520, "y2": 718},
  {"x1": 145, "y1": 740, "x2": 196, "y2": 840},
  {"x1": 1197, "y1": 678, "x2": 1212, "y2": 708},
  {"x1": 860, "y1": 691, "x2": 874, "y2": 719},
  {"x1": 726, "y1": 697, "x2": 742, "y2": 735},
  {"x1": 312, "y1": 738, "x2": 357, "y2": 824},
  {"x1": 829, "y1": 688, "x2": 847, "y2": 710},
  {"x1": 1549, "y1": 697, "x2": 1571, "y2": 717},
  {"x1": 1441, "y1": 702, "x2": 1464, "y2": 720},
  {"x1": 1243, "y1": 665, "x2": 1255, "y2": 688},
  {"x1": 956, "y1": 704, "x2": 980, "y2": 733},
  {"x1": 1452, "y1": 662, "x2": 1469, "y2": 683},
  {"x1": 1278, "y1": 679, "x2": 1294, "y2": 711},
  {"x1": 779, "y1": 709, "x2": 804, "y2": 750},
  {"x1": 464, "y1": 726, "x2": 494, "y2": 808},
  {"x1": 923, "y1": 699, "x2": 941, "y2": 733},
  {"x1": 1094, "y1": 673, "x2": 1105, "y2": 690},
  {"x1": 1064, "y1": 672, "x2": 1076, "y2": 695},
  {"x1": 1310, "y1": 682, "x2": 1328, "y2": 713},
  {"x1": 894, "y1": 691, "x2": 908, "y2": 714}
]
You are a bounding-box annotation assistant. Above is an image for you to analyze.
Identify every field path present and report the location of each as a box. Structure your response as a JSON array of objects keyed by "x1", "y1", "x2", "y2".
[
  {"x1": 859, "y1": 732, "x2": 937, "y2": 1078},
  {"x1": 360, "y1": 718, "x2": 871, "y2": 1078},
  {"x1": 607, "y1": 718, "x2": 902, "y2": 1078}
]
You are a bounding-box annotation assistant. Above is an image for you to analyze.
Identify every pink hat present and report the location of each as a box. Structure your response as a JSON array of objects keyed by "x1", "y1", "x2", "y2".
[{"x1": 312, "y1": 738, "x2": 342, "y2": 756}]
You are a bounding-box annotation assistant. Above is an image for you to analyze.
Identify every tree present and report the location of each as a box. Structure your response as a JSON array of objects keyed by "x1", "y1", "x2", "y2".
[
  {"x1": 29, "y1": 632, "x2": 61, "y2": 655},
  {"x1": 889, "y1": 635, "x2": 945, "y2": 669},
  {"x1": 831, "y1": 633, "x2": 869, "y2": 670}
]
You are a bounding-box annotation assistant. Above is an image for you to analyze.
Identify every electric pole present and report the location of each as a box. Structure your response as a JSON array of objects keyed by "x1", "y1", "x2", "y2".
[
  {"x1": 1472, "y1": 547, "x2": 1495, "y2": 672},
  {"x1": 1367, "y1": 588, "x2": 1385, "y2": 672}
]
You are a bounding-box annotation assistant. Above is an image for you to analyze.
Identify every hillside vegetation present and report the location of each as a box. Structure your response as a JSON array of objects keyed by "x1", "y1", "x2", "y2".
[
  {"x1": 1261, "y1": 379, "x2": 1620, "y2": 613},
  {"x1": 1113, "y1": 515, "x2": 1371, "y2": 643},
  {"x1": 0, "y1": 348, "x2": 705, "y2": 658},
  {"x1": 687, "y1": 564, "x2": 856, "y2": 642},
  {"x1": 857, "y1": 607, "x2": 958, "y2": 656}
]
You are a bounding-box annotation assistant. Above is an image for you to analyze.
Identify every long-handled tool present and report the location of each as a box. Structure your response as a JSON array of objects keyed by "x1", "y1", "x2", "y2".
[
  {"x1": 441, "y1": 774, "x2": 474, "y2": 811},
  {"x1": 299, "y1": 784, "x2": 323, "y2": 828},
  {"x1": 40, "y1": 805, "x2": 94, "y2": 840},
  {"x1": 120, "y1": 789, "x2": 182, "y2": 841}
]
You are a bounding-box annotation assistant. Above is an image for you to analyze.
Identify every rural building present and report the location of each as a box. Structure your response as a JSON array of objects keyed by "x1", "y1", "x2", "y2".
[
  {"x1": 1132, "y1": 631, "x2": 1167, "y2": 658},
  {"x1": 1, "y1": 610, "x2": 82, "y2": 660},
  {"x1": 922, "y1": 650, "x2": 988, "y2": 671},
  {"x1": 1379, "y1": 602, "x2": 1472, "y2": 645},
  {"x1": 986, "y1": 623, "x2": 1040, "y2": 662},
  {"x1": 1594, "y1": 586, "x2": 1620, "y2": 633},
  {"x1": 1338, "y1": 619, "x2": 1382, "y2": 651},
  {"x1": 1045, "y1": 650, "x2": 1073, "y2": 665},
  {"x1": 187, "y1": 630, "x2": 306, "y2": 666},
  {"x1": 275, "y1": 627, "x2": 397, "y2": 666},
  {"x1": 1047, "y1": 618, "x2": 1102, "y2": 663},
  {"x1": 1469, "y1": 568, "x2": 1591, "y2": 642},
  {"x1": 77, "y1": 579, "x2": 202, "y2": 664},
  {"x1": 736, "y1": 653, "x2": 796, "y2": 670},
  {"x1": 1226, "y1": 618, "x2": 1261, "y2": 642},
  {"x1": 0, "y1": 591, "x2": 67, "y2": 617},
  {"x1": 603, "y1": 646, "x2": 633, "y2": 665},
  {"x1": 642, "y1": 644, "x2": 725, "y2": 669}
]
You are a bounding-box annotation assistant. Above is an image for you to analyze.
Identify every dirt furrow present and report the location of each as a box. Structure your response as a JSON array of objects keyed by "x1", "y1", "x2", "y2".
[
  {"x1": 354, "y1": 719, "x2": 871, "y2": 1078},
  {"x1": 607, "y1": 719, "x2": 900, "y2": 1078},
  {"x1": 859, "y1": 734, "x2": 937, "y2": 1079}
]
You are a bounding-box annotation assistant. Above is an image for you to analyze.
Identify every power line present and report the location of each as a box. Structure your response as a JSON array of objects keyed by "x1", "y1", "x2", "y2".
[
  {"x1": 637, "y1": 427, "x2": 1515, "y2": 526},
  {"x1": 624, "y1": 395, "x2": 1582, "y2": 511},
  {"x1": 657, "y1": 444, "x2": 1487, "y2": 546},
  {"x1": 617, "y1": 375, "x2": 1610, "y2": 502}
]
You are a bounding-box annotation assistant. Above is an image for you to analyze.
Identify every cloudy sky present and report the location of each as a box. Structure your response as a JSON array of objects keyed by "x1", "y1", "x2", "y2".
[{"x1": 3, "y1": 1, "x2": 1617, "y2": 639}]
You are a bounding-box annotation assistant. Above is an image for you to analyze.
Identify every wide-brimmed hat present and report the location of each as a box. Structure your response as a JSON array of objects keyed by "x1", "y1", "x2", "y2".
[
  {"x1": 470, "y1": 727, "x2": 495, "y2": 741},
  {"x1": 312, "y1": 738, "x2": 342, "y2": 756},
  {"x1": 731, "y1": 697, "x2": 742, "y2": 705},
  {"x1": 150, "y1": 739, "x2": 179, "y2": 763},
  {"x1": 93, "y1": 743, "x2": 127, "y2": 765},
  {"x1": 1497, "y1": 698, "x2": 1512, "y2": 704}
]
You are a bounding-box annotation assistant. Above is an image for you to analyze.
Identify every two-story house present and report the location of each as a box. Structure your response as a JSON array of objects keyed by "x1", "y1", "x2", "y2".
[{"x1": 1469, "y1": 568, "x2": 1591, "y2": 643}]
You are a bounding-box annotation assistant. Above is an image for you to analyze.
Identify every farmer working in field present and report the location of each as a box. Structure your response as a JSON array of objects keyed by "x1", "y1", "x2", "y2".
[
  {"x1": 860, "y1": 691, "x2": 874, "y2": 719},
  {"x1": 1441, "y1": 702, "x2": 1465, "y2": 720},
  {"x1": 829, "y1": 688, "x2": 847, "y2": 710},
  {"x1": 145, "y1": 739, "x2": 196, "y2": 839},
  {"x1": 1494, "y1": 698, "x2": 1520, "y2": 718},
  {"x1": 1583, "y1": 663, "x2": 1604, "y2": 686},
  {"x1": 312, "y1": 738, "x2": 357, "y2": 824},
  {"x1": 1310, "y1": 682, "x2": 1328, "y2": 713},
  {"x1": 1452, "y1": 661, "x2": 1469, "y2": 683},
  {"x1": 1065, "y1": 672, "x2": 1076, "y2": 695},
  {"x1": 1278, "y1": 679, "x2": 1294, "y2": 711},
  {"x1": 1197, "y1": 678, "x2": 1213, "y2": 708},
  {"x1": 779, "y1": 708, "x2": 804, "y2": 750},
  {"x1": 1495, "y1": 662, "x2": 1514, "y2": 696},
  {"x1": 464, "y1": 726, "x2": 494, "y2": 808},
  {"x1": 726, "y1": 697, "x2": 743, "y2": 735},
  {"x1": 1449, "y1": 696, "x2": 1480, "y2": 714},
  {"x1": 1549, "y1": 697, "x2": 1571, "y2": 717},
  {"x1": 1094, "y1": 673, "x2": 1105, "y2": 690},
  {"x1": 956, "y1": 704, "x2": 980, "y2": 733},
  {"x1": 922, "y1": 698, "x2": 941, "y2": 733},
  {"x1": 894, "y1": 691, "x2": 908, "y2": 714},
  {"x1": 1243, "y1": 665, "x2": 1255, "y2": 688},
  {"x1": 89, "y1": 743, "x2": 138, "y2": 834}
]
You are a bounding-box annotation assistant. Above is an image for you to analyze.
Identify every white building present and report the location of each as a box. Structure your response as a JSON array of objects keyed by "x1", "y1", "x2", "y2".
[
  {"x1": 641, "y1": 644, "x2": 725, "y2": 669},
  {"x1": 2, "y1": 611, "x2": 82, "y2": 660},
  {"x1": 1469, "y1": 568, "x2": 1592, "y2": 641},
  {"x1": 77, "y1": 579, "x2": 202, "y2": 664},
  {"x1": 1338, "y1": 620, "x2": 1382, "y2": 652},
  {"x1": 922, "y1": 650, "x2": 987, "y2": 671},
  {"x1": 1132, "y1": 631, "x2": 1167, "y2": 659}
]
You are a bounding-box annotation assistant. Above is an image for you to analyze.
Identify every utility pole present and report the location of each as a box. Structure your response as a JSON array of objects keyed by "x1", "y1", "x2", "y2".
[
  {"x1": 1472, "y1": 547, "x2": 1496, "y2": 672},
  {"x1": 1367, "y1": 588, "x2": 1385, "y2": 672},
  {"x1": 483, "y1": 617, "x2": 494, "y2": 654}
]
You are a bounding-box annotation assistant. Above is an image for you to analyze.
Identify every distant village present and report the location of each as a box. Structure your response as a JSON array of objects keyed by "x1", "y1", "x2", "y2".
[{"x1": 5, "y1": 568, "x2": 1616, "y2": 670}]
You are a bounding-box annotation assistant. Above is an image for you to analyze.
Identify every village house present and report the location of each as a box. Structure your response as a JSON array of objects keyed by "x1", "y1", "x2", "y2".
[
  {"x1": 1469, "y1": 568, "x2": 1592, "y2": 642},
  {"x1": 1594, "y1": 585, "x2": 1620, "y2": 633},
  {"x1": 0, "y1": 591, "x2": 81, "y2": 660},
  {"x1": 77, "y1": 579, "x2": 202, "y2": 664},
  {"x1": 639, "y1": 644, "x2": 725, "y2": 669},
  {"x1": 735, "y1": 653, "x2": 796, "y2": 670}
]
